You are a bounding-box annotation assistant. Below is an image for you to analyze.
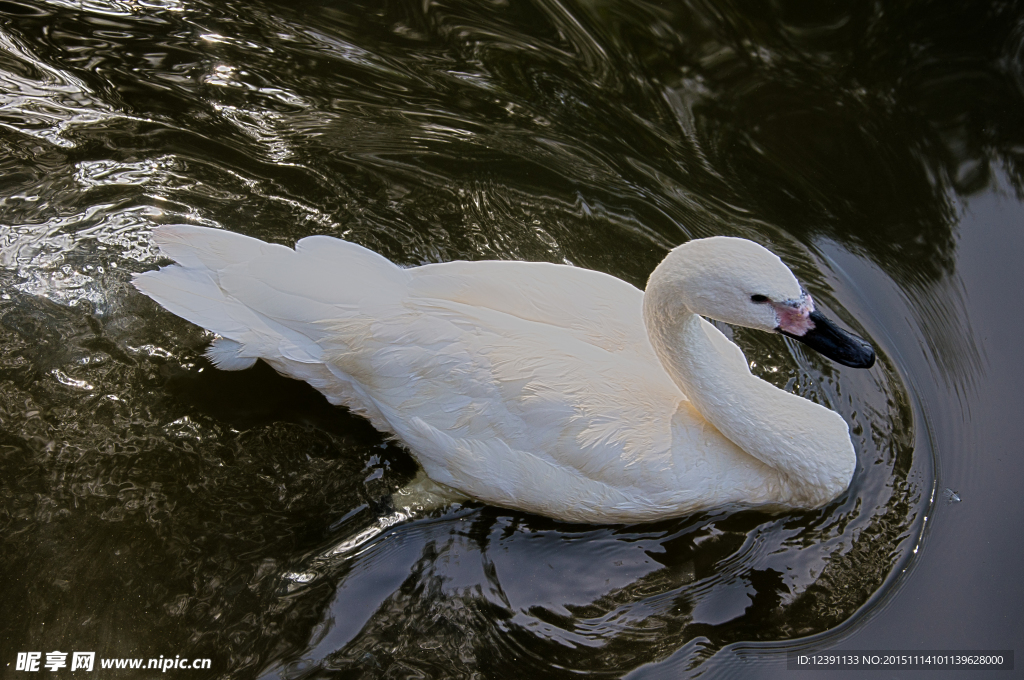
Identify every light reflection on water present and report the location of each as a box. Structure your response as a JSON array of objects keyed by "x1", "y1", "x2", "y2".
[{"x1": 2, "y1": 0, "x2": 1020, "y2": 677}]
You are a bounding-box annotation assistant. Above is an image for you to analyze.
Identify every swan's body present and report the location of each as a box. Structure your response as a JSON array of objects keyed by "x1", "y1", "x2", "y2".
[{"x1": 134, "y1": 226, "x2": 874, "y2": 523}]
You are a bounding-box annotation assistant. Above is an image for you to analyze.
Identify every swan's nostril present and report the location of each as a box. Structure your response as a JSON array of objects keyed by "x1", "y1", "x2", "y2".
[{"x1": 772, "y1": 294, "x2": 816, "y2": 336}]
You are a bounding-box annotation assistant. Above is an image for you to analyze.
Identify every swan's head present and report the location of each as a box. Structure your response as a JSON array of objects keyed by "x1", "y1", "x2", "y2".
[{"x1": 646, "y1": 237, "x2": 875, "y2": 368}]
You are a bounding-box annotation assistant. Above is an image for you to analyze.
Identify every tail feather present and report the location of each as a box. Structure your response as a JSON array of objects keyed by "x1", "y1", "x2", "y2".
[
  {"x1": 150, "y1": 224, "x2": 271, "y2": 271},
  {"x1": 133, "y1": 225, "x2": 408, "y2": 368},
  {"x1": 132, "y1": 265, "x2": 263, "y2": 340}
]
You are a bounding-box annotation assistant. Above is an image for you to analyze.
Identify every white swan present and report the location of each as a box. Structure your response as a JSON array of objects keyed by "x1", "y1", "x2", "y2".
[{"x1": 133, "y1": 226, "x2": 874, "y2": 524}]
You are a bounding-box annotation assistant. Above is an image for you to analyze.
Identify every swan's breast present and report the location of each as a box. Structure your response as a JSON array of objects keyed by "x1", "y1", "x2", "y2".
[{"x1": 665, "y1": 399, "x2": 790, "y2": 507}]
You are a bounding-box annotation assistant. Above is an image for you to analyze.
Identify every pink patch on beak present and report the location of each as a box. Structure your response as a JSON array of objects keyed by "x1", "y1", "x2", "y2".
[{"x1": 772, "y1": 292, "x2": 815, "y2": 336}]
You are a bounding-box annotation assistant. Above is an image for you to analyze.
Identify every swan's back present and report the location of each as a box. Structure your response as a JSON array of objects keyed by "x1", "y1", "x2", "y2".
[
  {"x1": 408, "y1": 260, "x2": 650, "y2": 354},
  {"x1": 136, "y1": 226, "x2": 652, "y2": 359}
]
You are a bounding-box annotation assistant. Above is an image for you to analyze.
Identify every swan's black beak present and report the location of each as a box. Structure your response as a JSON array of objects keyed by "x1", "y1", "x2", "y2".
[{"x1": 779, "y1": 311, "x2": 875, "y2": 369}]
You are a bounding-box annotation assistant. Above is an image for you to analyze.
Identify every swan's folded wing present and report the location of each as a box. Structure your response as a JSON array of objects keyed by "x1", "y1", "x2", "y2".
[{"x1": 324, "y1": 297, "x2": 683, "y2": 492}]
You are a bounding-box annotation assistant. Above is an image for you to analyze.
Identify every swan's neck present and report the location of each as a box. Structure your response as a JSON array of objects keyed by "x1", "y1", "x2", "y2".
[{"x1": 643, "y1": 293, "x2": 855, "y2": 507}]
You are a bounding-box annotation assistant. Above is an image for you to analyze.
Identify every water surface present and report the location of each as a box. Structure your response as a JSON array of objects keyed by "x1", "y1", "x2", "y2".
[{"x1": 1, "y1": 1, "x2": 1022, "y2": 678}]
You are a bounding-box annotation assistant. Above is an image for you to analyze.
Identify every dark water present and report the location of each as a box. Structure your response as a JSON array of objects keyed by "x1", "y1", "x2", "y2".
[{"x1": 1, "y1": 1, "x2": 1021, "y2": 678}]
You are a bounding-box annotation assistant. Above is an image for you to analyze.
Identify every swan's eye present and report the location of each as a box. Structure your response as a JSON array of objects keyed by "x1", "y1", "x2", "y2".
[{"x1": 750, "y1": 294, "x2": 769, "y2": 304}]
